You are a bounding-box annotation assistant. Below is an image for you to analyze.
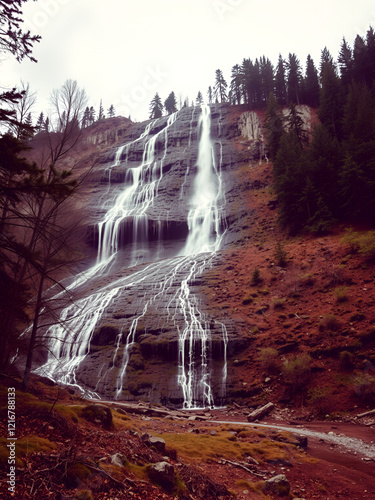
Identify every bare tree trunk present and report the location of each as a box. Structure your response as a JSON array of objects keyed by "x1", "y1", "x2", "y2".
[{"x1": 22, "y1": 271, "x2": 45, "y2": 389}]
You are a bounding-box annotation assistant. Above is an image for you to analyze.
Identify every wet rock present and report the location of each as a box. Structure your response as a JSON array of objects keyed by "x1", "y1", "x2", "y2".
[
  {"x1": 91, "y1": 325, "x2": 119, "y2": 345},
  {"x1": 263, "y1": 474, "x2": 290, "y2": 496},
  {"x1": 148, "y1": 461, "x2": 175, "y2": 488}
]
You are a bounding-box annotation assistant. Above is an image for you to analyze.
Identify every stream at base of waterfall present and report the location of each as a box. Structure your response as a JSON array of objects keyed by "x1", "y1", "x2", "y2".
[{"x1": 34, "y1": 105, "x2": 228, "y2": 409}]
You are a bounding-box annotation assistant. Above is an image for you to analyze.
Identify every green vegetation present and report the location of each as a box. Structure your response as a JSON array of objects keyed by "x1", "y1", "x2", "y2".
[
  {"x1": 341, "y1": 228, "x2": 375, "y2": 261},
  {"x1": 155, "y1": 429, "x2": 296, "y2": 466},
  {"x1": 250, "y1": 267, "x2": 262, "y2": 286},
  {"x1": 334, "y1": 286, "x2": 349, "y2": 303},
  {"x1": 258, "y1": 347, "x2": 280, "y2": 374},
  {"x1": 274, "y1": 241, "x2": 288, "y2": 267},
  {"x1": 318, "y1": 314, "x2": 341, "y2": 333},
  {"x1": 266, "y1": 28, "x2": 375, "y2": 234},
  {"x1": 282, "y1": 354, "x2": 312, "y2": 395}
]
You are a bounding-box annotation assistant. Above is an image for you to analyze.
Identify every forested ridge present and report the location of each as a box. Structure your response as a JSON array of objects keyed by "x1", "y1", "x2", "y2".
[{"x1": 262, "y1": 30, "x2": 375, "y2": 234}]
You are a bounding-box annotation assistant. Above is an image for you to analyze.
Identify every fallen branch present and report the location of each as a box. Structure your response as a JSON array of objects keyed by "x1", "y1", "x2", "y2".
[
  {"x1": 357, "y1": 409, "x2": 375, "y2": 418},
  {"x1": 82, "y1": 459, "x2": 136, "y2": 488},
  {"x1": 247, "y1": 402, "x2": 275, "y2": 422},
  {"x1": 218, "y1": 459, "x2": 265, "y2": 478}
]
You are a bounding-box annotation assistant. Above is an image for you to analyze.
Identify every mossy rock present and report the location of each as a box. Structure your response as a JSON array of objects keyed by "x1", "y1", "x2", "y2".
[
  {"x1": 91, "y1": 325, "x2": 119, "y2": 346},
  {"x1": 81, "y1": 404, "x2": 113, "y2": 429}
]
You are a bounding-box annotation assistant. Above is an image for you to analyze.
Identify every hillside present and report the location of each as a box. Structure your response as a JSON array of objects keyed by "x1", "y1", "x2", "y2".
[{"x1": 201, "y1": 156, "x2": 375, "y2": 418}]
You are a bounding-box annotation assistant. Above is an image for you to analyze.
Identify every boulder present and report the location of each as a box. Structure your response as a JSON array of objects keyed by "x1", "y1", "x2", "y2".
[
  {"x1": 263, "y1": 474, "x2": 290, "y2": 497},
  {"x1": 141, "y1": 433, "x2": 166, "y2": 454},
  {"x1": 292, "y1": 434, "x2": 308, "y2": 449},
  {"x1": 148, "y1": 461, "x2": 175, "y2": 488},
  {"x1": 110, "y1": 453, "x2": 127, "y2": 467},
  {"x1": 149, "y1": 436, "x2": 166, "y2": 454},
  {"x1": 82, "y1": 404, "x2": 113, "y2": 429}
]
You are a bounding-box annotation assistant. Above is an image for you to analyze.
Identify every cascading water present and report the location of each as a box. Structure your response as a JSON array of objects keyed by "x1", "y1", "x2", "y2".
[{"x1": 34, "y1": 105, "x2": 228, "y2": 408}]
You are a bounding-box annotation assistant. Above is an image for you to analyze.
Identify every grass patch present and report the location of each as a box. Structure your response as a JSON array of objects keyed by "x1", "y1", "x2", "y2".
[
  {"x1": 334, "y1": 286, "x2": 348, "y2": 303},
  {"x1": 0, "y1": 435, "x2": 56, "y2": 467},
  {"x1": 318, "y1": 314, "x2": 341, "y2": 333},
  {"x1": 153, "y1": 430, "x2": 295, "y2": 465},
  {"x1": 341, "y1": 228, "x2": 375, "y2": 262}
]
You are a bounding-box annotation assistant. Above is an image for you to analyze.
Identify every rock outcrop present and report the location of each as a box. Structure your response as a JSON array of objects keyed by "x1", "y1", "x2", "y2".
[{"x1": 34, "y1": 104, "x2": 260, "y2": 406}]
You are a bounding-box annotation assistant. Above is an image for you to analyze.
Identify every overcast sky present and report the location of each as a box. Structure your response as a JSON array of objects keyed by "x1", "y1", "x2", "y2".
[{"x1": 2, "y1": 0, "x2": 375, "y2": 122}]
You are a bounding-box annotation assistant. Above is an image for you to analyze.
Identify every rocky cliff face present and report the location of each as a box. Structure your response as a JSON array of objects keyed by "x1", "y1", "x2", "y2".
[{"x1": 34, "y1": 104, "x2": 266, "y2": 407}]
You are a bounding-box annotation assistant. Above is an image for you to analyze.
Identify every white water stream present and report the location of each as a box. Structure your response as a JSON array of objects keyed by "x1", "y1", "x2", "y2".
[{"x1": 35, "y1": 105, "x2": 227, "y2": 408}]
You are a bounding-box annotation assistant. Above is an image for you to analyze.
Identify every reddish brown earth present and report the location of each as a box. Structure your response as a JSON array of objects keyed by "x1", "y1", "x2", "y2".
[{"x1": 202, "y1": 157, "x2": 375, "y2": 419}]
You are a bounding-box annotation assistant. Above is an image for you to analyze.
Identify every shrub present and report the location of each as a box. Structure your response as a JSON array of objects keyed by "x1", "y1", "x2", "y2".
[
  {"x1": 334, "y1": 286, "x2": 348, "y2": 303},
  {"x1": 274, "y1": 241, "x2": 288, "y2": 267},
  {"x1": 353, "y1": 372, "x2": 375, "y2": 402},
  {"x1": 341, "y1": 228, "x2": 375, "y2": 261},
  {"x1": 258, "y1": 348, "x2": 280, "y2": 374},
  {"x1": 251, "y1": 267, "x2": 262, "y2": 286},
  {"x1": 282, "y1": 354, "x2": 311, "y2": 394},
  {"x1": 272, "y1": 297, "x2": 285, "y2": 310},
  {"x1": 318, "y1": 314, "x2": 341, "y2": 332},
  {"x1": 299, "y1": 273, "x2": 315, "y2": 287},
  {"x1": 308, "y1": 386, "x2": 333, "y2": 417},
  {"x1": 242, "y1": 295, "x2": 253, "y2": 305},
  {"x1": 339, "y1": 351, "x2": 354, "y2": 371}
]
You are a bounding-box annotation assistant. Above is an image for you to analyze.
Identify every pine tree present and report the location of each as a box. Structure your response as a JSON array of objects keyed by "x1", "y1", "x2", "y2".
[
  {"x1": 319, "y1": 49, "x2": 344, "y2": 140},
  {"x1": 287, "y1": 53, "x2": 302, "y2": 104},
  {"x1": 195, "y1": 91, "x2": 204, "y2": 106},
  {"x1": 149, "y1": 93, "x2": 163, "y2": 119},
  {"x1": 207, "y1": 86, "x2": 213, "y2": 104},
  {"x1": 286, "y1": 102, "x2": 308, "y2": 147},
  {"x1": 164, "y1": 91, "x2": 177, "y2": 114},
  {"x1": 89, "y1": 106, "x2": 95, "y2": 124},
  {"x1": 307, "y1": 123, "x2": 342, "y2": 219},
  {"x1": 264, "y1": 93, "x2": 284, "y2": 160},
  {"x1": 214, "y1": 69, "x2": 228, "y2": 103},
  {"x1": 230, "y1": 64, "x2": 242, "y2": 105},
  {"x1": 338, "y1": 38, "x2": 354, "y2": 88},
  {"x1": 259, "y1": 56, "x2": 274, "y2": 104},
  {"x1": 107, "y1": 104, "x2": 115, "y2": 117},
  {"x1": 303, "y1": 55, "x2": 320, "y2": 107},
  {"x1": 0, "y1": 0, "x2": 41, "y2": 62},
  {"x1": 275, "y1": 54, "x2": 287, "y2": 105},
  {"x1": 273, "y1": 131, "x2": 306, "y2": 233},
  {"x1": 82, "y1": 106, "x2": 90, "y2": 128},
  {"x1": 98, "y1": 99, "x2": 105, "y2": 120},
  {"x1": 36, "y1": 112, "x2": 45, "y2": 132}
]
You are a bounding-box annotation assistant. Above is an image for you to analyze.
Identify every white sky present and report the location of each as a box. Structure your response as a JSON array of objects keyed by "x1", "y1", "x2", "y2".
[{"x1": 2, "y1": 0, "x2": 375, "y2": 122}]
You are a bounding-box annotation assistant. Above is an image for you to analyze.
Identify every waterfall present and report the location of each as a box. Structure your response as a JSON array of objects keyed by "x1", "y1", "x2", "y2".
[{"x1": 34, "y1": 106, "x2": 228, "y2": 408}]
